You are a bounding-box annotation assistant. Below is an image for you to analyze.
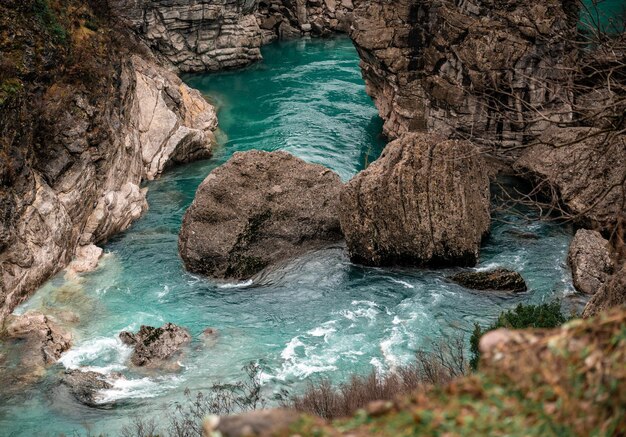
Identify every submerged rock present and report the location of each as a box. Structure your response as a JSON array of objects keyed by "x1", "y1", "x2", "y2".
[
  {"x1": 119, "y1": 323, "x2": 191, "y2": 367},
  {"x1": 583, "y1": 263, "x2": 626, "y2": 318},
  {"x1": 568, "y1": 229, "x2": 615, "y2": 295},
  {"x1": 339, "y1": 133, "x2": 490, "y2": 267},
  {"x1": 61, "y1": 370, "x2": 112, "y2": 407},
  {"x1": 179, "y1": 151, "x2": 343, "y2": 279},
  {"x1": 450, "y1": 269, "x2": 527, "y2": 292}
]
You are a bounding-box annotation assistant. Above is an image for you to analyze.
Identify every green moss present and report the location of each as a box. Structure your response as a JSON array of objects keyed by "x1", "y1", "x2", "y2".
[{"x1": 0, "y1": 79, "x2": 23, "y2": 106}]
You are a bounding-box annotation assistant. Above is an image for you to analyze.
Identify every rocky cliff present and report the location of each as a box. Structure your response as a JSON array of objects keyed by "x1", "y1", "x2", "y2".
[
  {"x1": 349, "y1": 0, "x2": 625, "y2": 234},
  {"x1": 0, "y1": 0, "x2": 217, "y2": 323},
  {"x1": 108, "y1": 0, "x2": 355, "y2": 73}
]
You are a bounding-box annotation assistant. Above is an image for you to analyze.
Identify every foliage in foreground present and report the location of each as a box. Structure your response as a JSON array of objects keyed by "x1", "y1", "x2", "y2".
[{"x1": 469, "y1": 300, "x2": 570, "y2": 369}]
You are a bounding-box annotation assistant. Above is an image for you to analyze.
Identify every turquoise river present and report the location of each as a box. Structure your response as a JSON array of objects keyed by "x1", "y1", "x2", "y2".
[{"x1": 1, "y1": 37, "x2": 579, "y2": 436}]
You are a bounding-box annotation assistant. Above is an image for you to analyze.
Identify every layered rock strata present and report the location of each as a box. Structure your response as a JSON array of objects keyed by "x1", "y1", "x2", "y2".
[
  {"x1": 349, "y1": 0, "x2": 577, "y2": 145},
  {"x1": 338, "y1": 133, "x2": 490, "y2": 267},
  {"x1": 179, "y1": 151, "x2": 343, "y2": 279}
]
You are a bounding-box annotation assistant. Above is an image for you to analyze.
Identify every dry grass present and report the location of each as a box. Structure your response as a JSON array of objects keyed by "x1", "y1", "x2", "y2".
[{"x1": 285, "y1": 335, "x2": 468, "y2": 420}]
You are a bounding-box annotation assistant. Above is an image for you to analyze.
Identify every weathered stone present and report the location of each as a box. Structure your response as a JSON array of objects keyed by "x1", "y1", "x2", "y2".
[
  {"x1": 583, "y1": 263, "x2": 626, "y2": 318},
  {"x1": 179, "y1": 151, "x2": 343, "y2": 279},
  {"x1": 61, "y1": 370, "x2": 112, "y2": 407},
  {"x1": 339, "y1": 133, "x2": 490, "y2": 267},
  {"x1": 450, "y1": 269, "x2": 527, "y2": 293},
  {"x1": 514, "y1": 128, "x2": 626, "y2": 233},
  {"x1": 4, "y1": 312, "x2": 72, "y2": 368},
  {"x1": 0, "y1": 54, "x2": 218, "y2": 324},
  {"x1": 109, "y1": 0, "x2": 265, "y2": 73},
  {"x1": 567, "y1": 229, "x2": 615, "y2": 295},
  {"x1": 119, "y1": 323, "x2": 191, "y2": 367},
  {"x1": 349, "y1": 0, "x2": 577, "y2": 143},
  {"x1": 203, "y1": 409, "x2": 303, "y2": 437}
]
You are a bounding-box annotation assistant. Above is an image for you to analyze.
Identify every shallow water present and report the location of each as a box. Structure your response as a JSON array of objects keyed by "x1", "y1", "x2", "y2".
[{"x1": 1, "y1": 37, "x2": 577, "y2": 436}]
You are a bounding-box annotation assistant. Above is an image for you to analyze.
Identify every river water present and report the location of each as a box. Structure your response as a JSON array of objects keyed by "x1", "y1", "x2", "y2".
[{"x1": 1, "y1": 37, "x2": 577, "y2": 436}]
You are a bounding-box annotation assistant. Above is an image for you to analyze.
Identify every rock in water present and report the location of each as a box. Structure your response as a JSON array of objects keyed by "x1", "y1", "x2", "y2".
[
  {"x1": 61, "y1": 370, "x2": 112, "y2": 407},
  {"x1": 119, "y1": 323, "x2": 191, "y2": 367},
  {"x1": 179, "y1": 151, "x2": 343, "y2": 279},
  {"x1": 339, "y1": 133, "x2": 490, "y2": 267},
  {"x1": 568, "y1": 229, "x2": 615, "y2": 295},
  {"x1": 450, "y1": 269, "x2": 527, "y2": 292},
  {"x1": 4, "y1": 312, "x2": 72, "y2": 368}
]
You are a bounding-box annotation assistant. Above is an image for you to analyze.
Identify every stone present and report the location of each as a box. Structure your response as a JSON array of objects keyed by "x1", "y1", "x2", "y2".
[
  {"x1": 567, "y1": 229, "x2": 615, "y2": 295},
  {"x1": 349, "y1": 0, "x2": 577, "y2": 142},
  {"x1": 203, "y1": 409, "x2": 303, "y2": 437},
  {"x1": 66, "y1": 244, "x2": 103, "y2": 275},
  {"x1": 61, "y1": 370, "x2": 112, "y2": 407},
  {"x1": 0, "y1": 52, "x2": 218, "y2": 325},
  {"x1": 450, "y1": 269, "x2": 527, "y2": 293},
  {"x1": 514, "y1": 127, "x2": 626, "y2": 233},
  {"x1": 338, "y1": 133, "x2": 490, "y2": 267},
  {"x1": 583, "y1": 263, "x2": 626, "y2": 318},
  {"x1": 179, "y1": 151, "x2": 343, "y2": 279},
  {"x1": 108, "y1": 0, "x2": 265, "y2": 73},
  {"x1": 119, "y1": 323, "x2": 191, "y2": 367},
  {"x1": 4, "y1": 312, "x2": 72, "y2": 368}
]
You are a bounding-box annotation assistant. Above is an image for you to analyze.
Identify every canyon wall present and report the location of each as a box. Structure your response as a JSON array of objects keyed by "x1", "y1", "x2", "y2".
[
  {"x1": 108, "y1": 0, "x2": 355, "y2": 73},
  {"x1": 0, "y1": 3, "x2": 217, "y2": 322},
  {"x1": 349, "y1": 0, "x2": 625, "y2": 233}
]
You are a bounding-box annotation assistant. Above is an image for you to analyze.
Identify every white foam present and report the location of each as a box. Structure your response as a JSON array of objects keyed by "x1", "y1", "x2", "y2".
[
  {"x1": 307, "y1": 321, "x2": 336, "y2": 341},
  {"x1": 389, "y1": 278, "x2": 414, "y2": 289},
  {"x1": 97, "y1": 375, "x2": 181, "y2": 404},
  {"x1": 59, "y1": 337, "x2": 132, "y2": 371},
  {"x1": 157, "y1": 285, "x2": 170, "y2": 298},
  {"x1": 380, "y1": 327, "x2": 404, "y2": 370},
  {"x1": 281, "y1": 336, "x2": 305, "y2": 361},
  {"x1": 218, "y1": 280, "x2": 254, "y2": 289}
]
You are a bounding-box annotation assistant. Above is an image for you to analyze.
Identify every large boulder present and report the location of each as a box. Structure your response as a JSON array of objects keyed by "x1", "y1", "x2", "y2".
[
  {"x1": 450, "y1": 269, "x2": 527, "y2": 293},
  {"x1": 179, "y1": 151, "x2": 343, "y2": 279},
  {"x1": 119, "y1": 323, "x2": 191, "y2": 367},
  {"x1": 583, "y1": 263, "x2": 626, "y2": 318},
  {"x1": 338, "y1": 133, "x2": 490, "y2": 267},
  {"x1": 567, "y1": 229, "x2": 615, "y2": 295}
]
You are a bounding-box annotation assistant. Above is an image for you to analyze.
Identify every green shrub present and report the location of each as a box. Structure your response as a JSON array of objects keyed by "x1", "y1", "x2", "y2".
[{"x1": 470, "y1": 300, "x2": 570, "y2": 370}]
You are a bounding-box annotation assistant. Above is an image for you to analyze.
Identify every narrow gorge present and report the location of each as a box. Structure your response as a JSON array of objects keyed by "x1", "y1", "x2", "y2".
[{"x1": 0, "y1": 0, "x2": 624, "y2": 435}]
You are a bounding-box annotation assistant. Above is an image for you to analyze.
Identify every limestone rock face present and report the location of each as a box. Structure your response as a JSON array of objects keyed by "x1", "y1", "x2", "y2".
[
  {"x1": 583, "y1": 264, "x2": 626, "y2": 318},
  {"x1": 567, "y1": 229, "x2": 615, "y2": 295},
  {"x1": 179, "y1": 151, "x2": 343, "y2": 279},
  {"x1": 0, "y1": 55, "x2": 217, "y2": 323},
  {"x1": 339, "y1": 133, "x2": 490, "y2": 267},
  {"x1": 349, "y1": 0, "x2": 577, "y2": 144},
  {"x1": 119, "y1": 323, "x2": 192, "y2": 367},
  {"x1": 109, "y1": 0, "x2": 266, "y2": 73},
  {"x1": 4, "y1": 312, "x2": 72, "y2": 371},
  {"x1": 451, "y1": 269, "x2": 527, "y2": 292},
  {"x1": 514, "y1": 128, "x2": 626, "y2": 233}
]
